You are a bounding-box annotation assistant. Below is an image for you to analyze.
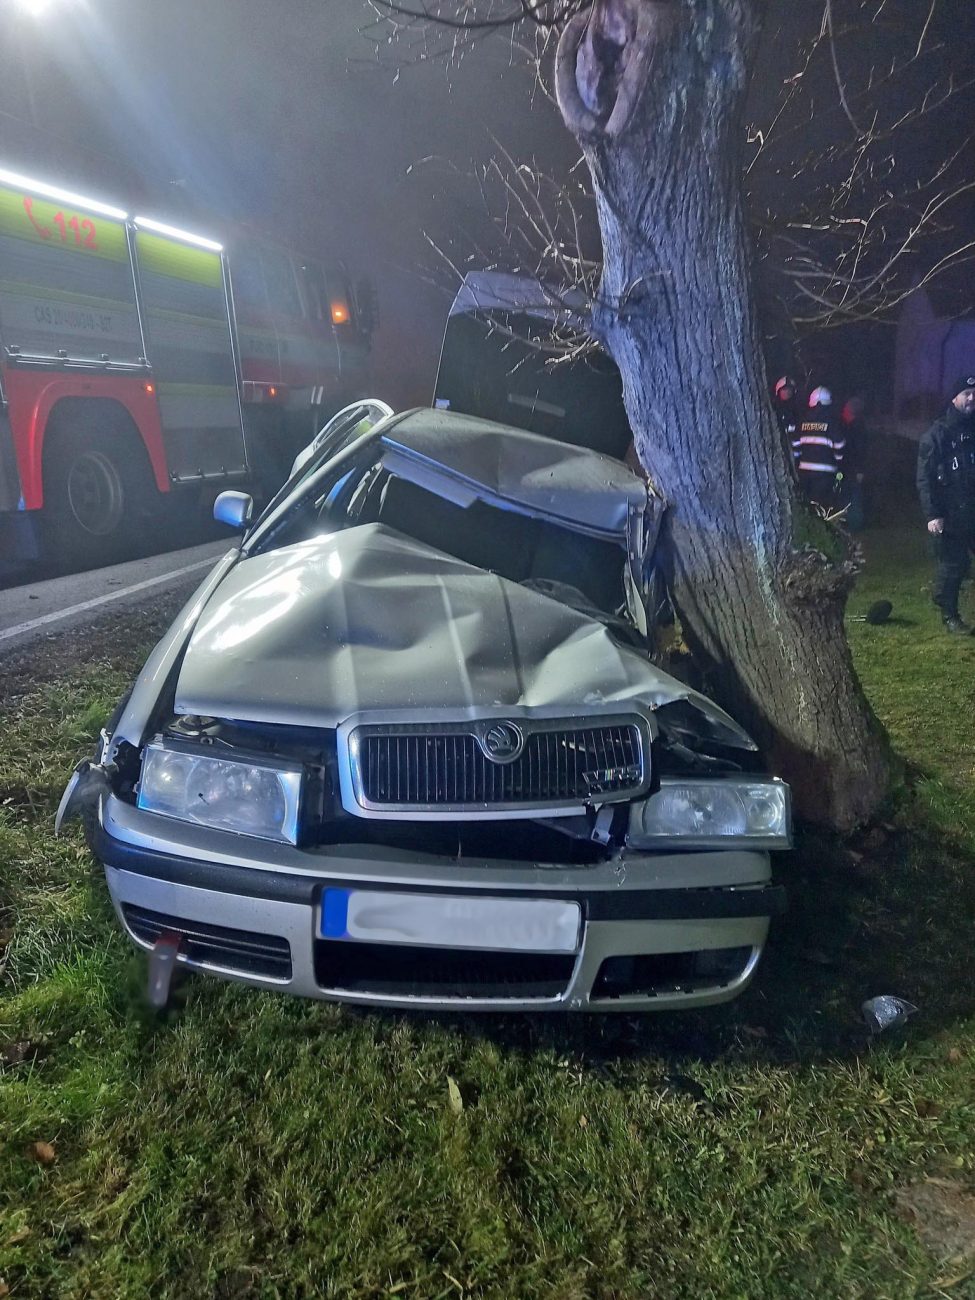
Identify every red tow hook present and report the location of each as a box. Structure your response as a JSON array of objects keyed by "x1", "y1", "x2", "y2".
[{"x1": 147, "y1": 931, "x2": 182, "y2": 1009}]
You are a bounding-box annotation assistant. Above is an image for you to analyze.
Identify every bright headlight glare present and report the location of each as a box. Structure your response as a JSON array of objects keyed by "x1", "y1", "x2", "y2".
[
  {"x1": 636, "y1": 780, "x2": 790, "y2": 844},
  {"x1": 137, "y1": 744, "x2": 303, "y2": 844}
]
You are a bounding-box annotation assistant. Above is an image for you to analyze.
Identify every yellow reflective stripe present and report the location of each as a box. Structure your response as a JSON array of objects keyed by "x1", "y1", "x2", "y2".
[{"x1": 135, "y1": 230, "x2": 223, "y2": 288}]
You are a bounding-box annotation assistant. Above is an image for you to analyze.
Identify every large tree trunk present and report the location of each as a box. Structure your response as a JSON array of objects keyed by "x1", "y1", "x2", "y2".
[{"x1": 556, "y1": 0, "x2": 892, "y2": 830}]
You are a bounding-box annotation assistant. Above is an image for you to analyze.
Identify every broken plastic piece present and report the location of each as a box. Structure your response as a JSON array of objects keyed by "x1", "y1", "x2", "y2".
[
  {"x1": 591, "y1": 805, "x2": 615, "y2": 845},
  {"x1": 55, "y1": 762, "x2": 89, "y2": 834},
  {"x1": 147, "y1": 932, "x2": 182, "y2": 1009},
  {"x1": 54, "y1": 759, "x2": 113, "y2": 834},
  {"x1": 862, "y1": 995, "x2": 918, "y2": 1034}
]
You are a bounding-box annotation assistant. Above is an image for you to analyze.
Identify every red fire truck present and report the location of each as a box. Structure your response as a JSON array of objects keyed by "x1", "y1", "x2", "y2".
[{"x1": 0, "y1": 163, "x2": 374, "y2": 566}]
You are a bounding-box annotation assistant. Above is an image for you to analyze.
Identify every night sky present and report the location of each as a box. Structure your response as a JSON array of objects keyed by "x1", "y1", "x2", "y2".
[{"x1": 1, "y1": 0, "x2": 973, "y2": 407}]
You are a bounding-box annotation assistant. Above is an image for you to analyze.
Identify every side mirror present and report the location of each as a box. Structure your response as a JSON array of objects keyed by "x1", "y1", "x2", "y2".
[{"x1": 213, "y1": 490, "x2": 253, "y2": 530}]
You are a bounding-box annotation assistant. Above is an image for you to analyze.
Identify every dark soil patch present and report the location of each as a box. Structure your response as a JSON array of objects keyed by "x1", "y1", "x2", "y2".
[{"x1": 894, "y1": 1178, "x2": 975, "y2": 1265}]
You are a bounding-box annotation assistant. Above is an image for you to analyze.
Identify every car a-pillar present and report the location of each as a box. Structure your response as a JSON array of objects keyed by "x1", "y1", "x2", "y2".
[{"x1": 40, "y1": 397, "x2": 160, "y2": 567}]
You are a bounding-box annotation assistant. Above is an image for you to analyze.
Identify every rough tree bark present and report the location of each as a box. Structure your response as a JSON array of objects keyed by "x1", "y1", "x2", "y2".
[{"x1": 555, "y1": 0, "x2": 892, "y2": 830}]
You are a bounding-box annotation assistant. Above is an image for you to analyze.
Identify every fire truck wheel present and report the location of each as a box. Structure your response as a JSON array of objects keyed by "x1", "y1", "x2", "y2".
[{"x1": 42, "y1": 427, "x2": 147, "y2": 566}]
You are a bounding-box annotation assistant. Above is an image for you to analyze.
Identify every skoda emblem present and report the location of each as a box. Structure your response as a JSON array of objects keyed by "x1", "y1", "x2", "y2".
[{"x1": 479, "y1": 721, "x2": 524, "y2": 764}]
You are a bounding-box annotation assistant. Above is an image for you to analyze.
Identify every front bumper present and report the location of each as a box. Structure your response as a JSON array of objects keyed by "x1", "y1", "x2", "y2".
[{"x1": 93, "y1": 795, "x2": 785, "y2": 1012}]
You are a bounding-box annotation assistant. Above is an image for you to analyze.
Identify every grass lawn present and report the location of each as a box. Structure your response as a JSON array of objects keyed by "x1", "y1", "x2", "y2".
[{"x1": 1, "y1": 527, "x2": 974, "y2": 1299}]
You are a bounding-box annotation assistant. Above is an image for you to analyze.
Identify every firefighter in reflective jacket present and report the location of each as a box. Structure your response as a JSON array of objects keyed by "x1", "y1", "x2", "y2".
[
  {"x1": 793, "y1": 386, "x2": 844, "y2": 506},
  {"x1": 916, "y1": 373, "x2": 975, "y2": 634}
]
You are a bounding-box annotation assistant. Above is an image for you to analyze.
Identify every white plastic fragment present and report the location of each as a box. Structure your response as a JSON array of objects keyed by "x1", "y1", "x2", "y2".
[{"x1": 861, "y1": 995, "x2": 918, "y2": 1034}]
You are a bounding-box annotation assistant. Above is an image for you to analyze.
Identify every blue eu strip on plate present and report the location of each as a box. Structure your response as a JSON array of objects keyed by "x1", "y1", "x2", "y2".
[{"x1": 321, "y1": 888, "x2": 350, "y2": 939}]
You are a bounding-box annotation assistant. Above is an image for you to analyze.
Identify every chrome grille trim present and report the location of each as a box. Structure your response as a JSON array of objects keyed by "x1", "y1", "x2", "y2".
[{"x1": 339, "y1": 715, "x2": 651, "y2": 818}]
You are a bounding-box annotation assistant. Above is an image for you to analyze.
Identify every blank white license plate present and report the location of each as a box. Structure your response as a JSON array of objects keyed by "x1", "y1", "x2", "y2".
[{"x1": 321, "y1": 888, "x2": 581, "y2": 954}]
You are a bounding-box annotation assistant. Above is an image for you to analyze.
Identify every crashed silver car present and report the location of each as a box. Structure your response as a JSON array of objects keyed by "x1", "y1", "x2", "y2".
[{"x1": 59, "y1": 402, "x2": 789, "y2": 1011}]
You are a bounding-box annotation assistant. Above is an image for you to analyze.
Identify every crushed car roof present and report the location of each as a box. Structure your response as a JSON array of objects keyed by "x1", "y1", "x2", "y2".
[{"x1": 379, "y1": 408, "x2": 650, "y2": 539}]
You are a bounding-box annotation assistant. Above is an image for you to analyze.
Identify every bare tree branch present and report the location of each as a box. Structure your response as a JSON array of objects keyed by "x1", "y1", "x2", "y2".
[{"x1": 374, "y1": 0, "x2": 975, "y2": 335}]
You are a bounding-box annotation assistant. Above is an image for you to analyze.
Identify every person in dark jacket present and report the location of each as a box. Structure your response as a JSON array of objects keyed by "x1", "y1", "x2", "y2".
[
  {"x1": 794, "y1": 386, "x2": 845, "y2": 506},
  {"x1": 916, "y1": 373, "x2": 975, "y2": 633}
]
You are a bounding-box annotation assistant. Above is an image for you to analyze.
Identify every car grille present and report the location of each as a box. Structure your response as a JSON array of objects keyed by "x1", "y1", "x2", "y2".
[
  {"x1": 122, "y1": 905, "x2": 292, "y2": 981},
  {"x1": 345, "y1": 717, "x2": 649, "y2": 813}
]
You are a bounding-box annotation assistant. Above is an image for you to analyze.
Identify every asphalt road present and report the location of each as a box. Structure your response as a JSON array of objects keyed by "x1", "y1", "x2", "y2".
[{"x1": 0, "y1": 540, "x2": 231, "y2": 656}]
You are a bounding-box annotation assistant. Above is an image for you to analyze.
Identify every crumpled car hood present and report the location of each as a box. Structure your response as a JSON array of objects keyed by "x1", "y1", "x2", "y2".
[{"x1": 175, "y1": 524, "x2": 751, "y2": 743}]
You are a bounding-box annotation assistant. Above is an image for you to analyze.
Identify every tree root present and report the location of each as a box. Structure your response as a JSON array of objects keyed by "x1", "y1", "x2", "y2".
[{"x1": 781, "y1": 544, "x2": 861, "y2": 606}]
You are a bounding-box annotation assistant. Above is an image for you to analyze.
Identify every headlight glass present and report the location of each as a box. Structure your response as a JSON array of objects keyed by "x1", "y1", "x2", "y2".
[
  {"x1": 634, "y1": 779, "x2": 790, "y2": 846},
  {"x1": 137, "y1": 743, "x2": 303, "y2": 844}
]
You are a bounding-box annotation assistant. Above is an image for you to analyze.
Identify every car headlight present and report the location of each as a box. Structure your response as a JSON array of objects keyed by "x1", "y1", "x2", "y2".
[
  {"x1": 630, "y1": 778, "x2": 791, "y2": 848},
  {"x1": 137, "y1": 743, "x2": 303, "y2": 844}
]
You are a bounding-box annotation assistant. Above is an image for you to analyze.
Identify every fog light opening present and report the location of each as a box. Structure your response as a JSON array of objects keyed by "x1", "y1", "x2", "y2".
[{"x1": 591, "y1": 947, "x2": 755, "y2": 999}]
